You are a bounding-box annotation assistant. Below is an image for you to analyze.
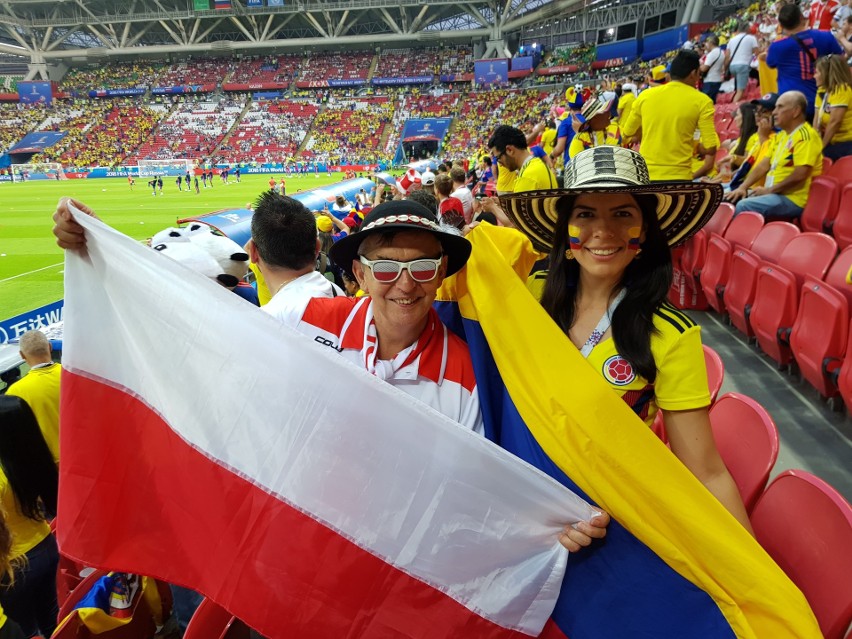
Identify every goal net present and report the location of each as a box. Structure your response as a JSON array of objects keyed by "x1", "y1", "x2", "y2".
[
  {"x1": 10, "y1": 162, "x2": 65, "y2": 181},
  {"x1": 137, "y1": 159, "x2": 196, "y2": 177}
]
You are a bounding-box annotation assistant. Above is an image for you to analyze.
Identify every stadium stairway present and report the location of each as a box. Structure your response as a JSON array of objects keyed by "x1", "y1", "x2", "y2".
[
  {"x1": 367, "y1": 53, "x2": 380, "y2": 83},
  {"x1": 213, "y1": 100, "x2": 256, "y2": 159},
  {"x1": 297, "y1": 103, "x2": 327, "y2": 154}
]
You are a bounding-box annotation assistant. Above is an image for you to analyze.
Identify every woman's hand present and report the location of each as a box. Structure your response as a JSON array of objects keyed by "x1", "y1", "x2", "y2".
[{"x1": 558, "y1": 511, "x2": 611, "y2": 552}]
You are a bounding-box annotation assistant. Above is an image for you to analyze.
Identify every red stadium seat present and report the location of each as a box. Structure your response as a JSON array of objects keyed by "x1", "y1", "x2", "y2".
[
  {"x1": 184, "y1": 598, "x2": 250, "y2": 639},
  {"x1": 822, "y1": 157, "x2": 833, "y2": 174},
  {"x1": 827, "y1": 155, "x2": 852, "y2": 181},
  {"x1": 725, "y1": 248, "x2": 763, "y2": 338},
  {"x1": 748, "y1": 221, "x2": 801, "y2": 262},
  {"x1": 649, "y1": 345, "x2": 724, "y2": 444},
  {"x1": 723, "y1": 224, "x2": 802, "y2": 339},
  {"x1": 679, "y1": 229, "x2": 708, "y2": 280},
  {"x1": 800, "y1": 175, "x2": 840, "y2": 233},
  {"x1": 57, "y1": 569, "x2": 109, "y2": 621},
  {"x1": 709, "y1": 393, "x2": 779, "y2": 513},
  {"x1": 700, "y1": 234, "x2": 733, "y2": 313},
  {"x1": 750, "y1": 233, "x2": 838, "y2": 368},
  {"x1": 830, "y1": 184, "x2": 852, "y2": 248},
  {"x1": 790, "y1": 276, "x2": 849, "y2": 398},
  {"x1": 700, "y1": 212, "x2": 765, "y2": 313},
  {"x1": 795, "y1": 247, "x2": 852, "y2": 400},
  {"x1": 703, "y1": 202, "x2": 735, "y2": 237},
  {"x1": 750, "y1": 470, "x2": 852, "y2": 639},
  {"x1": 723, "y1": 210, "x2": 763, "y2": 248}
]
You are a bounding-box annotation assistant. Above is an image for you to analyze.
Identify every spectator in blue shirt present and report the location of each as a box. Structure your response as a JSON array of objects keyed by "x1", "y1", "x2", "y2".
[{"x1": 766, "y1": 3, "x2": 844, "y2": 118}]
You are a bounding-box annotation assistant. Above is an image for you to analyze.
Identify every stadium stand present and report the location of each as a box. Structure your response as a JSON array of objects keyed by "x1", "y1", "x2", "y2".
[
  {"x1": 227, "y1": 54, "x2": 302, "y2": 85},
  {"x1": 60, "y1": 61, "x2": 160, "y2": 93},
  {"x1": 33, "y1": 100, "x2": 165, "y2": 167},
  {"x1": 126, "y1": 97, "x2": 245, "y2": 162},
  {"x1": 0, "y1": 102, "x2": 51, "y2": 152},
  {"x1": 436, "y1": 46, "x2": 474, "y2": 76},
  {"x1": 298, "y1": 52, "x2": 374, "y2": 83},
  {"x1": 374, "y1": 48, "x2": 438, "y2": 78},
  {"x1": 220, "y1": 99, "x2": 318, "y2": 163},
  {"x1": 155, "y1": 57, "x2": 232, "y2": 87},
  {"x1": 305, "y1": 96, "x2": 394, "y2": 164}
]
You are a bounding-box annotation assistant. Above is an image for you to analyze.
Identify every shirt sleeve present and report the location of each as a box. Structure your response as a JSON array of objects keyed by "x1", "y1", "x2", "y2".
[
  {"x1": 697, "y1": 97, "x2": 720, "y2": 150},
  {"x1": 654, "y1": 325, "x2": 711, "y2": 411},
  {"x1": 831, "y1": 85, "x2": 852, "y2": 108},
  {"x1": 766, "y1": 41, "x2": 778, "y2": 68}
]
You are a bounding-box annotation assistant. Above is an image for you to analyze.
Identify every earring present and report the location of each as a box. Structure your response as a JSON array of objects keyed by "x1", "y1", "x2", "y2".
[
  {"x1": 564, "y1": 249, "x2": 575, "y2": 260},
  {"x1": 633, "y1": 248, "x2": 642, "y2": 259}
]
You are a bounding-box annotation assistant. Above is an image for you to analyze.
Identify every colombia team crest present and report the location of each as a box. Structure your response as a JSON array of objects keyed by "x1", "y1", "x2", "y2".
[{"x1": 603, "y1": 355, "x2": 635, "y2": 385}]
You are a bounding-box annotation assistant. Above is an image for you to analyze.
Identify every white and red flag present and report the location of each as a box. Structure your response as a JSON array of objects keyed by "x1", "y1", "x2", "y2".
[{"x1": 57, "y1": 209, "x2": 595, "y2": 638}]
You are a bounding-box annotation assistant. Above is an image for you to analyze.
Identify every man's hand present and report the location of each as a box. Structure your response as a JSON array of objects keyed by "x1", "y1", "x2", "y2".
[
  {"x1": 52, "y1": 197, "x2": 97, "y2": 250},
  {"x1": 558, "y1": 511, "x2": 611, "y2": 552},
  {"x1": 724, "y1": 187, "x2": 748, "y2": 203},
  {"x1": 749, "y1": 186, "x2": 772, "y2": 197}
]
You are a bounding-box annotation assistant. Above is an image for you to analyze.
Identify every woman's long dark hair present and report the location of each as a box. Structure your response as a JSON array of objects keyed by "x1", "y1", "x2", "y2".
[
  {"x1": 734, "y1": 103, "x2": 757, "y2": 158},
  {"x1": 540, "y1": 193, "x2": 673, "y2": 382},
  {"x1": 0, "y1": 395, "x2": 58, "y2": 521}
]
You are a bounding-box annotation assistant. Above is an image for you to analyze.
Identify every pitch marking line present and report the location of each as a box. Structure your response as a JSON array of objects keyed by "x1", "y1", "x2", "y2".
[{"x1": 0, "y1": 262, "x2": 64, "y2": 283}]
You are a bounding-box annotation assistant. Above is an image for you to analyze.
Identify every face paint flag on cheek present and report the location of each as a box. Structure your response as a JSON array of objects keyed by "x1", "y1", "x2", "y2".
[
  {"x1": 568, "y1": 225, "x2": 583, "y2": 249},
  {"x1": 627, "y1": 226, "x2": 642, "y2": 250}
]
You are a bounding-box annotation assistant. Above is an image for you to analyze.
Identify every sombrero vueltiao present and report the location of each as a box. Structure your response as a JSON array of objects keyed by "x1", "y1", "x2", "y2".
[{"x1": 498, "y1": 146, "x2": 723, "y2": 253}]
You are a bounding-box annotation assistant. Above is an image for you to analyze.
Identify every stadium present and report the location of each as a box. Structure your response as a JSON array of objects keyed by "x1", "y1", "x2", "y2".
[{"x1": 0, "y1": 0, "x2": 851, "y2": 637}]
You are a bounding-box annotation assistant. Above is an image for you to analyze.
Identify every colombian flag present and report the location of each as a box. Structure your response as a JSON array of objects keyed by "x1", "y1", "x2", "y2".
[{"x1": 436, "y1": 224, "x2": 821, "y2": 638}]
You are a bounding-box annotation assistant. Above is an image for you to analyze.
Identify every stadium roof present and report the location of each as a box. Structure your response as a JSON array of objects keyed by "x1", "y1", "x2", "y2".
[{"x1": 0, "y1": 0, "x2": 583, "y2": 61}]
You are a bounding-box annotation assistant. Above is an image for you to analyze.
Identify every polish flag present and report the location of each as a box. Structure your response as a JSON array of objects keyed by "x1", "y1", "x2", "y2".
[{"x1": 57, "y1": 209, "x2": 595, "y2": 638}]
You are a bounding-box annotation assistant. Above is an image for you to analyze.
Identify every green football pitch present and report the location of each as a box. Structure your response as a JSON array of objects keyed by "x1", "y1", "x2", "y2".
[{"x1": 0, "y1": 173, "x2": 362, "y2": 320}]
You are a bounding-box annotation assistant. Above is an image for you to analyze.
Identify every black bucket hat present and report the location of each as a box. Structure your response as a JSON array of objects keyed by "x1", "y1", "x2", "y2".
[{"x1": 329, "y1": 200, "x2": 472, "y2": 277}]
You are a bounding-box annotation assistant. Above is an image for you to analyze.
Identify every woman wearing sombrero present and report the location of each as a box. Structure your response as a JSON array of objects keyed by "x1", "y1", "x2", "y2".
[{"x1": 499, "y1": 145, "x2": 753, "y2": 532}]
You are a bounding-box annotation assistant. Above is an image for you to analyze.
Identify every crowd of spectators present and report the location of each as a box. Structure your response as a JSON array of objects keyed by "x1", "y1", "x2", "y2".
[
  {"x1": 61, "y1": 62, "x2": 159, "y2": 93},
  {"x1": 155, "y1": 57, "x2": 231, "y2": 87},
  {"x1": 306, "y1": 96, "x2": 394, "y2": 165},
  {"x1": 221, "y1": 99, "x2": 318, "y2": 163},
  {"x1": 126, "y1": 96, "x2": 245, "y2": 163},
  {"x1": 0, "y1": 102, "x2": 52, "y2": 153},
  {"x1": 374, "y1": 48, "x2": 439, "y2": 77},
  {"x1": 0, "y1": 75, "x2": 21, "y2": 92},
  {"x1": 297, "y1": 52, "x2": 374, "y2": 83},
  {"x1": 436, "y1": 45, "x2": 474, "y2": 76},
  {"x1": 33, "y1": 100, "x2": 164, "y2": 168},
  {"x1": 227, "y1": 54, "x2": 302, "y2": 84},
  {"x1": 542, "y1": 43, "x2": 596, "y2": 67},
  {"x1": 384, "y1": 91, "x2": 460, "y2": 153}
]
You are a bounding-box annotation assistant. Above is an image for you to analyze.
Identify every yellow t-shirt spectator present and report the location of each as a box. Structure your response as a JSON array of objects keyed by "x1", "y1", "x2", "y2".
[
  {"x1": 569, "y1": 124, "x2": 625, "y2": 158},
  {"x1": 540, "y1": 127, "x2": 557, "y2": 155},
  {"x1": 817, "y1": 85, "x2": 852, "y2": 143},
  {"x1": 765, "y1": 123, "x2": 823, "y2": 208},
  {"x1": 617, "y1": 91, "x2": 635, "y2": 124},
  {"x1": 622, "y1": 81, "x2": 719, "y2": 181},
  {"x1": 514, "y1": 156, "x2": 556, "y2": 192},
  {"x1": 6, "y1": 363, "x2": 61, "y2": 464}
]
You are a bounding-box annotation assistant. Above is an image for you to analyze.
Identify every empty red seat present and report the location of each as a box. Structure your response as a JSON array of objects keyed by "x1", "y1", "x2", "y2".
[
  {"x1": 827, "y1": 154, "x2": 852, "y2": 181},
  {"x1": 725, "y1": 248, "x2": 763, "y2": 338},
  {"x1": 800, "y1": 175, "x2": 841, "y2": 233},
  {"x1": 185, "y1": 598, "x2": 250, "y2": 639},
  {"x1": 724, "y1": 224, "x2": 799, "y2": 337},
  {"x1": 792, "y1": 246, "x2": 852, "y2": 398},
  {"x1": 750, "y1": 470, "x2": 852, "y2": 639},
  {"x1": 722, "y1": 210, "x2": 763, "y2": 248},
  {"x1": 750, "y1": 233, "x2": 838, "y2": 368},
  {"x1": 831, "y1": 183, "x2": 852, "y2": 248},
  {"x1": 709, "y1": 393, "x2": 779, "y2": 513},
  {"x1": 703, "y1": 202, "x2": 735, "y2": 237},
  {"x1": 700, "y1": 235, "x2": 732, "y2": 313}
]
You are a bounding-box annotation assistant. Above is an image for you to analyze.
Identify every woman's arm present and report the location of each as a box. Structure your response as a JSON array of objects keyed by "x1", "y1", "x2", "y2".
[
  {"x1": 822, "y1": 104, "x2": 847, "y2": 148},
  {"x1": 665, "y1": 407, "x2": 755, "y2": 535}
]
